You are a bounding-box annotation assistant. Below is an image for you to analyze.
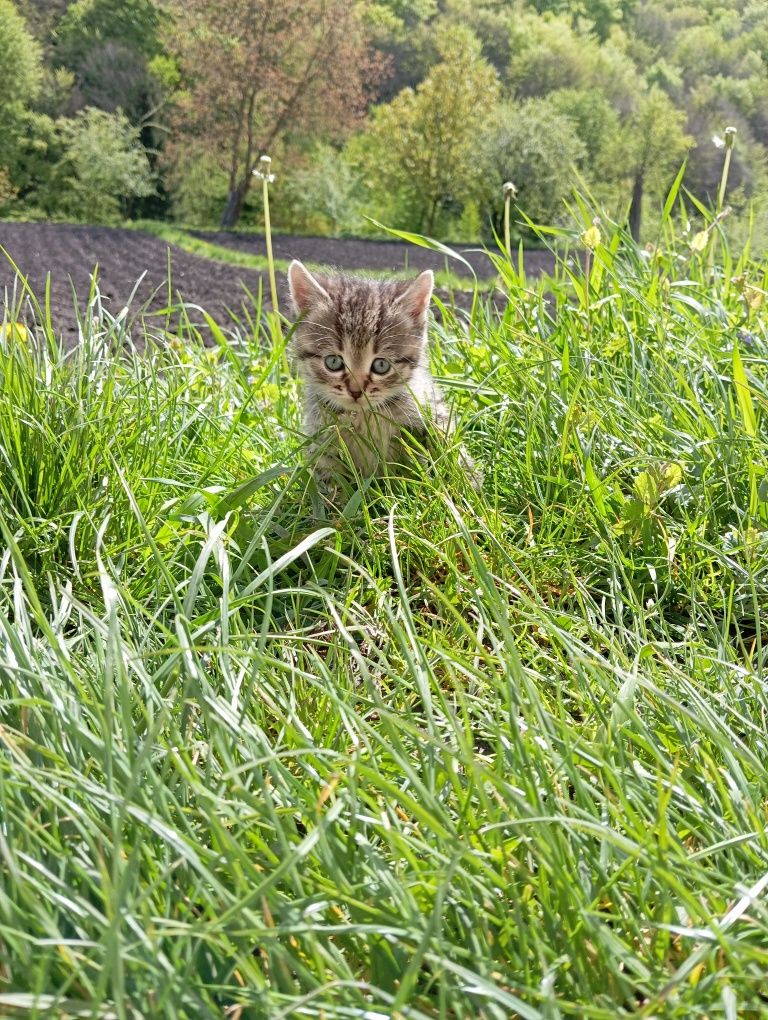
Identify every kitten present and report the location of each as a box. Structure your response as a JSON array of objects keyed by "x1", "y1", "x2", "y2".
[{"x1": 287, "y1": 259, "x2": 463, "y2": 480}]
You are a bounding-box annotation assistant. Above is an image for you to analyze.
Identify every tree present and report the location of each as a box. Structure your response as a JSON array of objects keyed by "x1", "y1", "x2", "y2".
[
  {"x1": 479, "y1": 98, "x2": 586, "y2": 234},
  {"x1": 354, "y1": 29, "x2": 500, "y2": 234},
  {"x1": 614, "y1": 88, "x2": 692, "y2": 239},
  {"x1": 0, "y1": 0, "x2": 44, "y2": 200},
  {"x1": 0, "y1": 0, "x2": 42, "y2": 118},
  {"x1": 527, "y1": 0, "x2": 636, "y2": 42},
  {"x1": 53, "y1": 0, "x2": 166, "y2": 124},
  {"x1": 625, "y1": 0, "x2": 768, "y2": 203},
  {"x1": 55, "y1": 0, "x2": 163, "y2": 65},
  {"x1": 507, "y1": 13, "x2": 641, "y2": 107},
  {"x1": 166, "y1": 0, "x2": 379, "y2": 229},
  {"x1": 548, "y1": 88, "x2": 620, "y2": 172},
  {"x1": 15, "y1": 0, "x2": 69, "y2": 51}
]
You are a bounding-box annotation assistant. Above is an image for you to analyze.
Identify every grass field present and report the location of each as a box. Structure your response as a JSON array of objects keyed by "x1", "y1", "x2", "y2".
[{"x1": 0, "y1": 201, "x2": 767, "y2": 1019}]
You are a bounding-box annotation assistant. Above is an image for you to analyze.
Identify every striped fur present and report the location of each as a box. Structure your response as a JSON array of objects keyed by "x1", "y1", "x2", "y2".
[{"x1": 288, "y1": 260, "x2": 452, "y2": 478}]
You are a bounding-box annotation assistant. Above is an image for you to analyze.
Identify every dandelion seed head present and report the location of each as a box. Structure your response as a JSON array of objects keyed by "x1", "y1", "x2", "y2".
[{"x1": 254, "y1": 155, "x2": 276, "y2": 182}]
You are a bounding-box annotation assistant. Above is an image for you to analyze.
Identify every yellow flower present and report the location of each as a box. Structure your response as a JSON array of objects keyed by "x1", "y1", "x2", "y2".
[
  {"x1": 580, "y1": 224, "x2": 601, "y2": 250},
  {"x1": 1, "y1": 322, "x2": 29, "y2": 342}
]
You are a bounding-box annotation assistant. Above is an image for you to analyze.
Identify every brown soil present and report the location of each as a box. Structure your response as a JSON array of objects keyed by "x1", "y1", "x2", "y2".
[
  {"x1": 192, "y1": 229, "x2": 557, "y2": 279},
  {"x1": 0, "y1": 222, "x2": 556, "y2": 342},
  {"x1": 0, "y1": 222, "x2": 269, "y2": 341}
]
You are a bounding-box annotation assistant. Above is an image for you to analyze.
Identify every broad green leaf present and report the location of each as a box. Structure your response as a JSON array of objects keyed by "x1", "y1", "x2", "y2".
[
  {"x1": 365, "y1": 216, "x2": 476, "y2": 275},
  {"x1": 634, "y1": 470, "x2": 658, "y2": 507},
  {"x1": 585, "y1": 458, "x2": 608, "y2": 518},
  {"x1": 732, "y1": 343, "x2": 757, "y2": 438},
  {"x1": 661, "y1": 462, "x2": 683, "y2": 490}
]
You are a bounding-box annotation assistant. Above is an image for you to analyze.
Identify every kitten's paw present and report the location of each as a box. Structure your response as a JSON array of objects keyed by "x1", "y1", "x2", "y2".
[{"x1": 312, "y1": 469, "x2": 340, "y2": 500}]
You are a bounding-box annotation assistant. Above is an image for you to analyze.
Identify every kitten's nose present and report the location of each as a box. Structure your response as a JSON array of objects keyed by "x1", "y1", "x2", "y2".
[{"x1": 348, "y1": 386, "x2": 363, "y2": 400}]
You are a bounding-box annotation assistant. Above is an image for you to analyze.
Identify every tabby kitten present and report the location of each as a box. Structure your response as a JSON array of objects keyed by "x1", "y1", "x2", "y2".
[{"x1": 288, "y1": 259, "x2": 456, "y2": 479}]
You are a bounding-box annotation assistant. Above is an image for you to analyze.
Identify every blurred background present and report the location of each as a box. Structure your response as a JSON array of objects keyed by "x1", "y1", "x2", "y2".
[{"x1": 2, "y1": 0, "x2": 767, "y2": 249}]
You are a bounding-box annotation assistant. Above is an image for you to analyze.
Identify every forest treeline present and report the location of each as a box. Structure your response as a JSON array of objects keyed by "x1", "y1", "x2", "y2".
[{"x1": 2, "y1": 0, "x2": 767, "y2": 243}]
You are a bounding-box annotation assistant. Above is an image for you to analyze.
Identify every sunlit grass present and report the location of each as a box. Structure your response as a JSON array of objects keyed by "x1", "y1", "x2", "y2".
[
  {"x1": 0, "y1": 199, "x2": 767, "y2": 1019},
  {"x1": 131, "y1": 219, "x2": 489, "y2": 294}
]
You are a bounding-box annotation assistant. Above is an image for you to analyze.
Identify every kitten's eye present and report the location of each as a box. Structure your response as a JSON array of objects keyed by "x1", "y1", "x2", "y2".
[
  {"x1": 324, "y1": 354, "x2": 344, "y2": 371},
  {"x1": 371, "y1": 357, "x2": 391, "y2": 375}
]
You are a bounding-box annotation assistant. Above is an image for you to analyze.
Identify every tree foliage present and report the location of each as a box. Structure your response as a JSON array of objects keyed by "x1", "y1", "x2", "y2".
[
  {"x1": 0, "y1": 0, "x2": 42, "y2": 116},
  {"x1": 165, "y1": 0, "x2": 379, "y2": 228},
  {"x1": 52, "y1": 108, "x2": 155, "y2": 222},
  {"x1": 55, "y1": 0, "x2": 163, "y2": 64},
  {"x1": 1, "y1": 0, "x2": 767, "y2": 239},
  {"x1": 616, "y1": 87, "x2": 693, "y2": 238},
  {"x1": 480, "y1": 98, "x2": 586, "y2": 231},
  {"x1": 0, "y1": 0, "x2": 45, "y2": 207},
  {"x1": 53, "y1": 0, "x2": 167, "y2": 124},
  {"x1": 508, "y1": 13, "x2": 641, "y2": 105},
  {"x1": 355, "y1": 29, "x2": 500, "y2": 233}
]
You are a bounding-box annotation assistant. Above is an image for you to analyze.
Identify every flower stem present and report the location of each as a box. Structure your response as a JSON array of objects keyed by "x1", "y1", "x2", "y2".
[
  {"x1": 717, "y1": 128, "x2": 737, "y2": 215},
  {"x1": 255, "y1": 155, "x2": 288, "y2": 375},
  {"x1": 504, "y1": 195, "x2": 511, "y2": 259},
  {"x1": 502, "y1": 182, "x2": 516, "y2": 261},
  {"x1": 261, "y1": 169, "x2": 279, "y2": 317}
]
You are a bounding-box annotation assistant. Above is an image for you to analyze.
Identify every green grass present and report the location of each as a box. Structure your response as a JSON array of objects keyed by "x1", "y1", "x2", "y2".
[
  {"x1": 0, "y1": 204, "x2": 767, "y2": 1020},
  {"x1": 131, "y1": 219, "x2": 487, "y2": 293}
]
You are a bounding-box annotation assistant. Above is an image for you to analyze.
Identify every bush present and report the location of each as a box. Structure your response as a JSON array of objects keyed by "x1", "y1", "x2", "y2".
[
  {"x1": 168, "y1": 151, "x2": 230, "y2": 227},
  {"x1": 276, "y1": 144, "x2": 368, "y2": 235},
  {"x1": 479, "y1": 98, "x2": 586, "y2": 237},
  {"x1": 50, "y1": 107, "x2": 155, "y2": 223}
]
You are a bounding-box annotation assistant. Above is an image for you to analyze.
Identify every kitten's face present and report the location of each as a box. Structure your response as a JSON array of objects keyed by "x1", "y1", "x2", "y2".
[{"x1": 288, "y1": 261, "x2": 433, "y2": 412}]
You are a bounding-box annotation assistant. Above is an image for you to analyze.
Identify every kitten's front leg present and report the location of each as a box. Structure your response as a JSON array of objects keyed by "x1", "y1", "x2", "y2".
[{"x1": 302, "y1": 418, "x2": 341, "y2": 495}]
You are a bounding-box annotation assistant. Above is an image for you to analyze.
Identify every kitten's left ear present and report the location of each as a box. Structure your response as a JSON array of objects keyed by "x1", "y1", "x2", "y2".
[{"x1": 396, "y1": 270, "x2": 434, "y2": 323}]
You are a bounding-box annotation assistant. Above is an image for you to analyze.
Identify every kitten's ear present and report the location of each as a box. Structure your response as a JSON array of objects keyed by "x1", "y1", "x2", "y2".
[
  {"x1": 395, "y1": 270, "x2": 434, "y2": 324},
  {"x1": 288, "y1": 259, "x2": 330, "y2": 315}
]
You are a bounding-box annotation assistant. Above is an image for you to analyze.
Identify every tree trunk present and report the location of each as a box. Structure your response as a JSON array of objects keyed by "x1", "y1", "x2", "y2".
[
  {"x1": 220, "y1": 179, "x2": 249, "y2": 229},
  {"x1": 628, "y1": 170, "x2": 644, "y2": 242},
  {"x1": 425, "y1": 195, "x2": 440, "y2": 235}
]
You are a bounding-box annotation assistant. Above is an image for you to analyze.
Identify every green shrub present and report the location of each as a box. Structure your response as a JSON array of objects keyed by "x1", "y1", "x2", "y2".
[
  {"x1": 276, "y1": 144, "x2": 368, "y2": 235},
  {"x1": 479, "y1": 97, "x2": 586, "y2": 236},
  {"x1": 169, "y1": 151, "x2": 230, "y2": 227},
  {"x1": 49, "y1": 107, "x2": 155, "y2": 222}
]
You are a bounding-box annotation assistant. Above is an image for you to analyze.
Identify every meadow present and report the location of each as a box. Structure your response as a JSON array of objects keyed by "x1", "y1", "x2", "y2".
[{"x1": 0, "y1": 193, "x2": 767, "y2": 1019}]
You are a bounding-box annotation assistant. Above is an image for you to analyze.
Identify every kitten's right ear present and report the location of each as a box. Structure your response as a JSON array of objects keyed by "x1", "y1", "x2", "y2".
[
  {"x1": 395, "y1": 269, "x2": 434, "y2": 324},
  {"x1": 288, "y1": 260, "x2": 330, "y2": 315}
]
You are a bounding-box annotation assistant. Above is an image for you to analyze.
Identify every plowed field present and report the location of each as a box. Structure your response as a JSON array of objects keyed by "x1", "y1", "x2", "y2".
[{"x1": 0, "y1": 221, "x2": 556, "y2": 341}]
